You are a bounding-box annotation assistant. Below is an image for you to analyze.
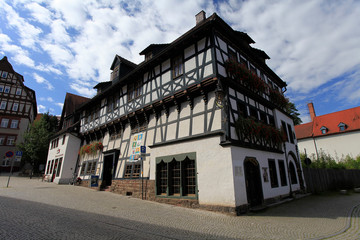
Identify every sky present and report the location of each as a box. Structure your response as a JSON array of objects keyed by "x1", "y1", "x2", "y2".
[{"x1": 0, "y1": 0, "x2": 359, "y2": 123}]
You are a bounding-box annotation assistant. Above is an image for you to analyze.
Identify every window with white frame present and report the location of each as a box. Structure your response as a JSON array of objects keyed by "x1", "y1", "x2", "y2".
[
  {"x1": 16, "y1": 88, "x2": 22, "y2": 95},
  {"x1": 12, "y1": 103, "x2": 19, "y2": 111},
  {"x1": 4, "y1": 86, "x2": 10, "y2": 93},
  {"x1": 0, "y1": 136, "x2": 5, "y2": 145},
  {"x1": 10, "y1": 119, "x2": 19, "y2": 129},
  {"x1": 1, "y1": 118, "x2": 9, "y2": 128},
  {"x1": 0, "y1": 101, "x2": 6, "y2": 110},
  {"x1": 7, "y1": 136, "x2": 16, "y2": 146},
  {"x1": 338, "y1": 122, "x2": 347, "y2": 131}
]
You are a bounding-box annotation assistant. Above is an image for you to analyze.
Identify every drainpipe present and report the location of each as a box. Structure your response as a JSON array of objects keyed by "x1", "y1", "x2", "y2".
[{"x1": 312, "y1": 134, "x2": 319, "y2": 161}]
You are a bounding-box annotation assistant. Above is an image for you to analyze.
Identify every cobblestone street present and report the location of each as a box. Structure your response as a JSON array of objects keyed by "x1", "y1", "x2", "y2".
[{"x1": 1, "y1": 176, "x2": 360, "y2": 239}]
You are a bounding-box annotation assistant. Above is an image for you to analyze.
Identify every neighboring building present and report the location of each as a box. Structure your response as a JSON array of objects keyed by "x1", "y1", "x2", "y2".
[
  {"x1": 295, "y1": 103, "x2": 360, "y2": 161},
  {"x1": 59, "y1": 11, "x2": 304, "y2": 214},
  {"x1": 44, "y1": 93, "x2": 89, "y2": 183},
  {"x1": 0, "y1": 56, "x2": 37, "y2": 172}
]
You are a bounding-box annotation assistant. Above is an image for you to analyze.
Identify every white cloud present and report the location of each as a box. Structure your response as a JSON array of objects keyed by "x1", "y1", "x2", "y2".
[
  {"x1": 33, "y1": 73, "x2": 54, "y2": 90},
  {"x1": 70, "y1": 83, "x2": 96, "y2": 98},
  {"x1": 55, "y1": 102, "x2": 64, "y2": 109},
  {"x1": 25, "y1": 2, "x2": 52, "y2": 25},
  {"x1": 37, "y1": 104, "x2": 46, "y2": 113}
]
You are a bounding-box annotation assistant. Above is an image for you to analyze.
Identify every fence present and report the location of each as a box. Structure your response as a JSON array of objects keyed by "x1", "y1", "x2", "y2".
[{"x1": 303, "y1": 168, "x2": 360, "y2": 193}]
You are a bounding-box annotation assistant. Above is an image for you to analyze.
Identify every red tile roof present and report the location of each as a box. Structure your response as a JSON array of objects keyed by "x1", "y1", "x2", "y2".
[{"x1": 295, "y1": 106, "x2": 360, "y2": 139}]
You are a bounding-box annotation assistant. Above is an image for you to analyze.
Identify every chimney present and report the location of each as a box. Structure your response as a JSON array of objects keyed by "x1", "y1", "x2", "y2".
[
  {"x1": 196, "y1": 11, "x2": 206, "y2": 25},
  {"x1": 308, "y1": 102, "x2": 316, "y2": 122}
]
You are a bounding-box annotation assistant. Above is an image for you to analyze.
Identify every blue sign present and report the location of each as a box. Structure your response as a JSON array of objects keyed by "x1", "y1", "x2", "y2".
[
  {"x1": 5, "y1": 151, "x2": 14, "y2": 158},
  {"x1": 16, "y1": 151, "x2": 23, "y2": 157},
  {"x1": 141, "y1": 146, "x2": 146, "y2": 154}
]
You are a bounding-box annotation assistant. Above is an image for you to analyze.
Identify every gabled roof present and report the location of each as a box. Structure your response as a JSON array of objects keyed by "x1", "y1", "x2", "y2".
[
  {"x1": 139, "y1": 44, "x2": 171, "y2": 56},
  {"x1": 110, "y1": 55, "x2": 137, "y2": 70},
  {"x1": 0, "y1": 56, "x2": 15, "y2": 73},
  {"x1": 61, "y1": 92, "x2": 90, "y2": 119},
  {"x1": 295, "y1": 106, "x2": 360, "y2": 139}
]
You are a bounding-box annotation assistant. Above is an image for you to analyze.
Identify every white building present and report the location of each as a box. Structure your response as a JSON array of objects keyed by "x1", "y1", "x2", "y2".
[
  {"x1": 70, "y1": 11, "x2": 304, "y2": 214},
  {"x1": 295, "y1": 103, "x2": 360, "y2": 161},
  {"x1": 44, "y1": 93, "x2": 89, "y2": 183}
]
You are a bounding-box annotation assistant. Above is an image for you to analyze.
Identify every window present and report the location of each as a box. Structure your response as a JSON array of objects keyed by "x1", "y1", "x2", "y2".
[
  {"x1": 86, "y1": 162, "x2": 93, "y2": 175},
  {"x1": 249, "y1": 107, "x2": 258, "y2": 120},
  {"x1": 124, "y1": 163, "x2": 141, "y2": 178},
  {"x1": 240, "y1": 57, "x2": 248, "y2": 69},
  {"x1": 268, "y1": 159, "x2": 278, "y2": 188},
  {"x1": 4, "y1": 86, "x2": 10, "y2": 93},
  {"x1": 0, "y1": 85, "x2": 3, "y2": 92},
  {"x1": 228, "y1": 49, "x2": 237, "y2": 61},
  {"x1": 287, "y1": 124, "x2": 294, "y2": 144},
  {"x1": 7, "y1": 136, "x2": 16, "y2": 146},
  {"x1": 56, "y1": 158, "x2": 62, "y2": 177},
  {"x1": 1, "y1": 118, "x2": 9, "y2": 128},
  {"x1": 278, "y1": 160, "x2": 287, "y2": 186},
  {"x1": 281, "y1": 121, "x2": 289, "y2": 141},
  {"x1": 128, "y1": 80, "x2": 142, "y2": 101},
  {"x1": 237, "y1": 101, "x2": 247, "y2": 118},
  {"x1": 0, "y1": 101, "x2": 6, "y2": 110},
  {"x1": 62, "y1": 135, "x2": 66, "y2": 145},
  {"x1": 16, "y1": 88, "x2": 22, "y2": 95},
  {"x1": 90, "y1": 161, "x2": 96, "y2": 175},
  {"x1": 107, "y1": 99, "x2": 113, "y2": 113},
  {"x1": 80, "y1": 162, "x2": 86, "y2": 175},
  {"x1": 259, "y1": 111, "x2": 267, "y2": 124},
  {"x1": 12, "y1": 103, "x2": 19, "y2": 111},
  {"x1": 0, "y1": 136, "x2": 5, "y2": 145},
  {"x1": 172, "y1": 55, "x2": 183, "y2": 78},
  {"x1": 338, "y1": 122, "x2": 347, "y2": 131},
  {"x1": 1, "y1": 71, "x2": 7, "y2": 78},
  {"x1": 156, "y1": 154, "x2": 196, "y2": 197},
  {"x1": 289, "y1": 162, "x2": 298, "y2": 184},
  {"x1": 320, "y1": 126, "x2": 327, "y2": 134},
  {"x1": 10, "y1": 119, "x2": 19, "y2": 129},
  {"x1": 157, "y1": 161, "x2": 167, "y2": 195}
]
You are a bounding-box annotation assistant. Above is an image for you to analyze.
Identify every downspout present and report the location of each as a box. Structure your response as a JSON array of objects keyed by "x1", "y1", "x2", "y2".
[{"x1": 312, "y1": 134, "x2": 319, "y2": 161}]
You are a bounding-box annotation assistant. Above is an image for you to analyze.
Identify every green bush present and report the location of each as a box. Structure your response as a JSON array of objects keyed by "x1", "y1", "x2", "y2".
[{"x1": 300, "y1": 150, "x2": 360, "y2": 169}]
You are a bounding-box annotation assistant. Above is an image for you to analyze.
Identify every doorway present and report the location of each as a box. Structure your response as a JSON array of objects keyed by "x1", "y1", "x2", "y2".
[
  {"x1": 244, "y1": 157, "x2": 263, "y2": 207},
  {"x1": 101, "y1": 150, "x2": 120, "y2": 187}
]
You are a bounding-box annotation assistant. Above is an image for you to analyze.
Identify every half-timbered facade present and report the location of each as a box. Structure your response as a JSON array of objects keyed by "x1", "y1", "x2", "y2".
[
  {"x1": 75, "y1": 11, "x2": 305, "y2": 214},
  {"x1": 0, "y1": 56, "x2": 37, "y2": 172},
  {"x1": 44, "y1": 93, "x2": 89, "y2": 183}
]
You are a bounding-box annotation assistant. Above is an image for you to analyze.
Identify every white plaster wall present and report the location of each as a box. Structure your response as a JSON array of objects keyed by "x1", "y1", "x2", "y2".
[
  {"x1": 298, "y1": 131, "x2": 360, "y2": 161},
  {"x1": 149, "y1": 135, "x2": 236, "y2": 207}
]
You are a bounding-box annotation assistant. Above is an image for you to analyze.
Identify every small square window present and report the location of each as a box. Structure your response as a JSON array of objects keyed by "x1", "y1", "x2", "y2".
[
  {"x1": 10, "y1": 120, "x2": 19, "y2": 129},
  {"x1": 12, "y1": 103, "x2": 19, "y2": 111},
  {"x1": 1, "y1": 118, "x2": 9, "y2": 128},
  {"x1": 4, "y1": 86, "x2": 10, "y2": 93},
  {"x1": 1, "y1": 72, "x2": 8, "y2": 78},
  {"x1": 16, "y1": 88, "x2": 22, "y2": 95},
  {"x1": 0, "y1": 85, "x2": 4, "y2": 92},
  {"x1": 338, "y1": 122, "x2": 347, "y2": 131},
  {"x1": 7, "y1": 136, "x2": 16, "y2": 146}
]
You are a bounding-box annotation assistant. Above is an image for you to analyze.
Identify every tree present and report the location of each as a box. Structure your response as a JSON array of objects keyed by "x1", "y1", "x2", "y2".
[
  {"x1": 18, "y1": 113, "x2": 59, "y2": 174},
  {"x1": 285, "y1": 101, "x2": 302, "y2": 125}
]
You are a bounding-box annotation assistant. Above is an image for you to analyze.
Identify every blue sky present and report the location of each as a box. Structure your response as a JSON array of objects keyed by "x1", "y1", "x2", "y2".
[{"x1": 1, "y1": 0, "x2": 359, "y2": 123}]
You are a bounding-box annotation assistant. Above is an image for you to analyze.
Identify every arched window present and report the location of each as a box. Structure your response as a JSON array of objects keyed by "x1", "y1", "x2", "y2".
[{"x1": 289, "y1": 162, "x2": 298, "y2": 184}]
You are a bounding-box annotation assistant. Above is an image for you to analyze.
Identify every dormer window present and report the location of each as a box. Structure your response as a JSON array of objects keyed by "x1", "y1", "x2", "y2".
[
  {"x1": 145, "y1": 52, "x2": 153, "y2": 61},
  {"x1": 111, "y1": 65, "x2": 119, "y2": 81},
  {"x1": 338, "y1": 122, "x2": 347, "y2": 131},
  {"x1": 320, "y1": 126, "x2": 328, "y2": 134}
]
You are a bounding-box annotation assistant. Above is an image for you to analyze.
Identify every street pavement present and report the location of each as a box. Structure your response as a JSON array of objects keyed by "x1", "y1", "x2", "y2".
[{"x1": 1, "y1": 175, "x2": 360, "y2": 240}]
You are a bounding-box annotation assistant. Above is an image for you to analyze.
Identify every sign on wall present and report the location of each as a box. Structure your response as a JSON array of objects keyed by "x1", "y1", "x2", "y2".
[{"x1": 129, "y1": 132, "x2": 144, "y2": 162}]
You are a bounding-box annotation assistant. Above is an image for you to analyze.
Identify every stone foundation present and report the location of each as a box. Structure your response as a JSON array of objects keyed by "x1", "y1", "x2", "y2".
[{"x1": 110, "y1": 179, "x2": 156, "y2": 200}]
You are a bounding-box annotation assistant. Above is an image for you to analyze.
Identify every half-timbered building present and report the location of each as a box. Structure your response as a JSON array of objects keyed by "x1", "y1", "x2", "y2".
[
  {"x1": 75, "y1": 11, "x2": 305, "y2": 214},
  {"x1": 44, "y1": 93, "x2": 89, "y2": 183},
  {"x1": 0, "y1": 56, "x2": 37, "y2": 172}
]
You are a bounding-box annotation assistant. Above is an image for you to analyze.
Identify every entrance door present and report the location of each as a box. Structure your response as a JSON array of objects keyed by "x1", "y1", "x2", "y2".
[
  {"x1": 102, "y1": 154, "x2": 114, "y2": 187},
  {"x1": 244, "y1": 158, "x2": 263, "y2": 207}
]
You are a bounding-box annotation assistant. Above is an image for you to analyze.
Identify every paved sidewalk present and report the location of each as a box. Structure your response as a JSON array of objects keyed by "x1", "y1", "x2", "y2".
[{"x1": 1, "y1": 176, "x2": 360, "y2": 239}]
